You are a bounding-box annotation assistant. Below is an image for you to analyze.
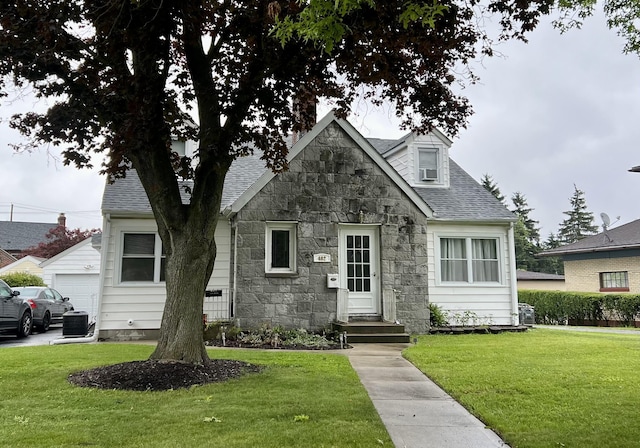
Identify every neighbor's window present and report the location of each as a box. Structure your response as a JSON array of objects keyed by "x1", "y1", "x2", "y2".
[
  {"x1": 417, "y1": 147, "x2": 439, "y2": 182},
  {"x1": 440, "y1": 237, "x2": 499, "y2": 283},
  {"x1": 265, "y1": 222, "x2": 297, "y2": 274},
  {"x1": 599, "y1": 271, "x2": 629, "y2": 292},
  {"x1": 121, "y1": 233, "x2": 165, "y2": 283}
]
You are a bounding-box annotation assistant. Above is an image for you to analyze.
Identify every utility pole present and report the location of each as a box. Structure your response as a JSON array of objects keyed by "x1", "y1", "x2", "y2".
[{"x1": 10, "y1": 203, "x2": 13, "y2": 222}]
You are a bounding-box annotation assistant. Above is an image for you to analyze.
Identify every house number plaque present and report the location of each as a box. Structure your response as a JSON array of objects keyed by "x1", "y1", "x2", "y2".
[{"x1": 313, "y1": 253, "x2": 331, "y2": 263}]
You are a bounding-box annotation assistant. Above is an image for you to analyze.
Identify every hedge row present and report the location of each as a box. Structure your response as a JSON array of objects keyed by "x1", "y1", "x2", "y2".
[{"x1": 519, "y1": 290, "x2": 640, "y2": 325}]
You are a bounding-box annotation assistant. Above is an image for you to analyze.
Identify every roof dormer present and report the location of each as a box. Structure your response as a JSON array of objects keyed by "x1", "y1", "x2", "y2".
[{"x1": 382, "y1": 130, "x2": 451, "y2": 189}]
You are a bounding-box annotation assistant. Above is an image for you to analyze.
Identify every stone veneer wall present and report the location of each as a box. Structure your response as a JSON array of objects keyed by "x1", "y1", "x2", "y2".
[{"x1": 231, "y1": 122, "x2": 430, "y2": 333}]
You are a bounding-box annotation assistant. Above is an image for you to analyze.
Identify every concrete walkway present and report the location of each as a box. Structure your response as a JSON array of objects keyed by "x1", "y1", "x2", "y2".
[
  {"x1": 347, "y1": 343, "x2": 509, "y2": 448},
  {"x1": 534, "y1": 324, "x2": 640, "y2": 335}
]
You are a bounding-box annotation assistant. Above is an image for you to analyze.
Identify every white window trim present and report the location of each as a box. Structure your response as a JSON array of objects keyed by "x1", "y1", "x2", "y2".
[
  {"x1": 435, "y1": 234, "x2": 504, "y2": 286},
  {"x1": 118, "y1": 232, "x2": 165, "y2": 285},
  {"x1": 416, "y1": 146, "x2": 441, "y2": 184},
  {"x1": 265, "y1": 222, "x2": 297, "y2": 275}
]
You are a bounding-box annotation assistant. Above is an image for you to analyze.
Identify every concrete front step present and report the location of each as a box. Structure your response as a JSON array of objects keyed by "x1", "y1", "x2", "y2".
[
  {"x1": 334, "y1": 321, "x2": 407, "y2": 335},
  {"x1": 346, "y1": 333, "x2": 411, "y2": 344}
]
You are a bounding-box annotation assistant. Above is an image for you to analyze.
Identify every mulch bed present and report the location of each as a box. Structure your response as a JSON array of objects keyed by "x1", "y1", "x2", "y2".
[{"x1": 68, "y1": 359, "x2": 263, "y2": 392}]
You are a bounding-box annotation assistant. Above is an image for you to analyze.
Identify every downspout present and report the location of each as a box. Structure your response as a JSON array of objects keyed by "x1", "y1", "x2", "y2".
[
  {"x1": 223, "y1": 207, "x2": 238, "y2": 323},
  {"x1": 51, "y1": 213, "x2": 111, "y2": 345},
  {"x1": 508, "y1": 222, "x2": 519, "y2": 326},
  {"x1": 232, "y1": 215, "x2": 238, "y2": 322}
]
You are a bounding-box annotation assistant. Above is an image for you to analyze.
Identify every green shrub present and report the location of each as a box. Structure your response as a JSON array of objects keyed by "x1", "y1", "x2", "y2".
[
  {"x1": 219, "y1": 324, "x2": 337, "y2": 348},
  {"x1": 429, "y1": 303, "x2": 448, "y2": 327},
  {"x1": 519, "y1": 290, "x2": 640, "y2": 325},
  {"x1": 0, "y1": 272, "x2": 46, "y2": 287}
]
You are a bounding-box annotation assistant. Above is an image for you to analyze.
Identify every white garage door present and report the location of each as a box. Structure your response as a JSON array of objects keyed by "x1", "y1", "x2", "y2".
[{"x1": 54, "y1": 274, "x2": 100, "y2": 318}]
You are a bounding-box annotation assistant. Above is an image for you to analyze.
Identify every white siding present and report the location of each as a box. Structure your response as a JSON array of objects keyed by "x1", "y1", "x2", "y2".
[
  {"x1": 99, "y1": 218, "x2": 232, "y2": 331},
  {"x1": 427, "y1": 223, "x2": 516, "y2": 325},
  {"x1": 41, "y1": 239, "x2": 101, "y2": 286},
  {"x1": 386, "y1": 146, "x2": 410, "y2": 178}
]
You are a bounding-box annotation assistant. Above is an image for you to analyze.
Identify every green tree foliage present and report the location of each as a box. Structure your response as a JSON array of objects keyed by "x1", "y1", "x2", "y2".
[
  {"x1": 555, "y1": 0, "x2": 640, "y2": 55},
  {"x1": 513, "y1": 216, "x2": 539, "y2": 271},
  {"x1": 22, "y1": 226, "x2": 99, "y2": 259},
  {"x1": 510, "y1": 192, "x2": 544, "y2": 271},
  {"x1": 0, "y1": 272, "x2": 46, "y2": 287},
  {"x1": 558, "y1": 184, "x2": 599, "y2": 244},
  {"x1": 481, "y1": 174, "x2": 506, "y2": 204},
  {"x1": 511, "y1": 192, "x2": 540, "y2": 244},
  {"x1": 0, "y1": 0, "x2": 554, "y2": 364},
  {"x1": 538, "y1": 232, "x2": 564, "y2": 275}
]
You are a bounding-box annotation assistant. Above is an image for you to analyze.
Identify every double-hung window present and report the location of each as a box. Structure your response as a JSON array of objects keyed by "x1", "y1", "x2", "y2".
[
  {"x1": 440, "y1": 237, "x2": 500, "y2": 283},
  {"x1": 417, "y1": 147, "x2": 439, "y2": 183},
  {"x1": 600, "y1": 271, "x2": 629, "y2": 292},
  {"x1": 121, "y1": 233, "x2": 165, "y2": 283},
  {"x1": 265, "y1": 222, "x2": 297, "y2": 274}
]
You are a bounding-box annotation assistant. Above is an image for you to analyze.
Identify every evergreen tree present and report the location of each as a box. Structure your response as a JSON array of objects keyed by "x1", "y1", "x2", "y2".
[
  {"x1": 511, "y1": 192, "x2": 540, "y2": 244},
  {"x1": 481, "y1": 174, "x2": 505, "y2": 204},
  {"x1": 538, "y1": 233, "x2": 564, "y2": 275},
  {"x1": 558, "y1": 185, "x2": 599, "y2": 244},
  {"x1": 513, "y1": 217, "x2": 539, "y2": 271}
]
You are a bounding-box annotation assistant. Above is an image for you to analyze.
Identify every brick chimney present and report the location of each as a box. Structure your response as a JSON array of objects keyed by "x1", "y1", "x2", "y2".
[{"x1": 57, "y1": 213, "x2": 66, "y2": 228}]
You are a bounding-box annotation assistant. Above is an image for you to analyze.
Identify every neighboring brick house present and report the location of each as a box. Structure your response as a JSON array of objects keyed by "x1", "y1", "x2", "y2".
[
  {"x1": 97, "y1": 112, "x2": 519, "y2": 340},
  {"x1": 540, "y1": 219, "x2": 640, "y2": 293}
]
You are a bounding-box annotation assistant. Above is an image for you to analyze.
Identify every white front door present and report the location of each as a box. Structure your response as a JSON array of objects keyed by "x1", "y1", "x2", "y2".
[{"x1": 339, "y1": 226, "x2": 380, "y2": 315}]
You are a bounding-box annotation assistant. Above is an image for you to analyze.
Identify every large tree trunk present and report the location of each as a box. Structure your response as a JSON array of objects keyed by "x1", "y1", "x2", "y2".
[{"x1": 149, "y1": 228, "x2": 216, "y2": 363}]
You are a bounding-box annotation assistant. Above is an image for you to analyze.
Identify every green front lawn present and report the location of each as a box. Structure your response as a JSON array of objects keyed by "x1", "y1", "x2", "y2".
[
  {"x1": 404, "y1": 329, "x2": 640, "y2": 448},
  {"x1": 0, "y1": 344, "x2": 391, "y2": 448}
]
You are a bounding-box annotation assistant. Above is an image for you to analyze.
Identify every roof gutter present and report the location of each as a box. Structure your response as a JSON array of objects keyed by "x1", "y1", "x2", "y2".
[
  {"x1": 539, "y1": 243, "x2": 640, "y2": 257},
  {"x1": 50, "y1": 213, "x2": 110, "y2": 345}
]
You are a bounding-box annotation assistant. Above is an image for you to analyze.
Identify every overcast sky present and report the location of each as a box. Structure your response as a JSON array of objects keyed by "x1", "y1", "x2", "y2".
[{"x1": 2, "y1": 9, "x2": 639, "y2": 238}]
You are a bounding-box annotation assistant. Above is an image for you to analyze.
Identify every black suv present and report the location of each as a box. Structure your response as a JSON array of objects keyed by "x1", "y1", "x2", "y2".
[{"x1": 0, "y1": 279, "x2": 32, "y2": 338}]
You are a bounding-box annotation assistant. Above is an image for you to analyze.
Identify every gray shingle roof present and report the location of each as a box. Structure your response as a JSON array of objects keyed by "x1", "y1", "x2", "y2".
[
  {"x1": 516, "y1": 270, "x2": 565, "y2": 281},
  {"x1": 102, "y1": 137, "x2": 514, "y2": 223},
  {"x1": 0, "y1": 221, "x2": 58, "y2": 252},
  {"x1": 414, "y1": 159, "x2": 515, "y2": 222},
  {"x1": 541, "y1": 219, "x2": 640, "y2": 256},
  {"x1": 102, "y1": 154, "x2": 268, "y2": 215},
  {"x1": 368, "y1": 134, "x2": 410, "y2": 154}
]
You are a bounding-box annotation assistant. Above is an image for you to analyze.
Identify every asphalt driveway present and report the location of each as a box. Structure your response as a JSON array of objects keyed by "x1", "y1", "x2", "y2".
[{"x1": 0, "y1": 325, "x2": 63, "y2": 348}]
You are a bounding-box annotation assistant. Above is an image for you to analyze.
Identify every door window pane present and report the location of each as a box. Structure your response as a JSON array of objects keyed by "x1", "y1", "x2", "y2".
[{"x1": 346, "y1": 233, "x2": 372, "y2": 292}]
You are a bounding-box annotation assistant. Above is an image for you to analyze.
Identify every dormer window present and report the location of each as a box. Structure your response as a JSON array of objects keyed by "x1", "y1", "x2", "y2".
[{"x1": 417, "y1": 147, "x2": 439, "y2": 183}]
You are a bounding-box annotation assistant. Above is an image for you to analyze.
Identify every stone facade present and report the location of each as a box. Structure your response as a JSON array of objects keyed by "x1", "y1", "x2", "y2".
[{"x1": 231, "y1": 122, "x2": 430, "y2": 333}]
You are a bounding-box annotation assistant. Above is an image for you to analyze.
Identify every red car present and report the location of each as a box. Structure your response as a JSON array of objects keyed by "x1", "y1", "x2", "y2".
[{"x1": 12, "y1": 287, "x2": 74, "y2": 332}]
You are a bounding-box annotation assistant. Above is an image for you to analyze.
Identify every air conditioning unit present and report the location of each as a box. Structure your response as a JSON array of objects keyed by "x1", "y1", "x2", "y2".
[{"x1": 419, "y1": 168, "x2": 438, "y2": 181}]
